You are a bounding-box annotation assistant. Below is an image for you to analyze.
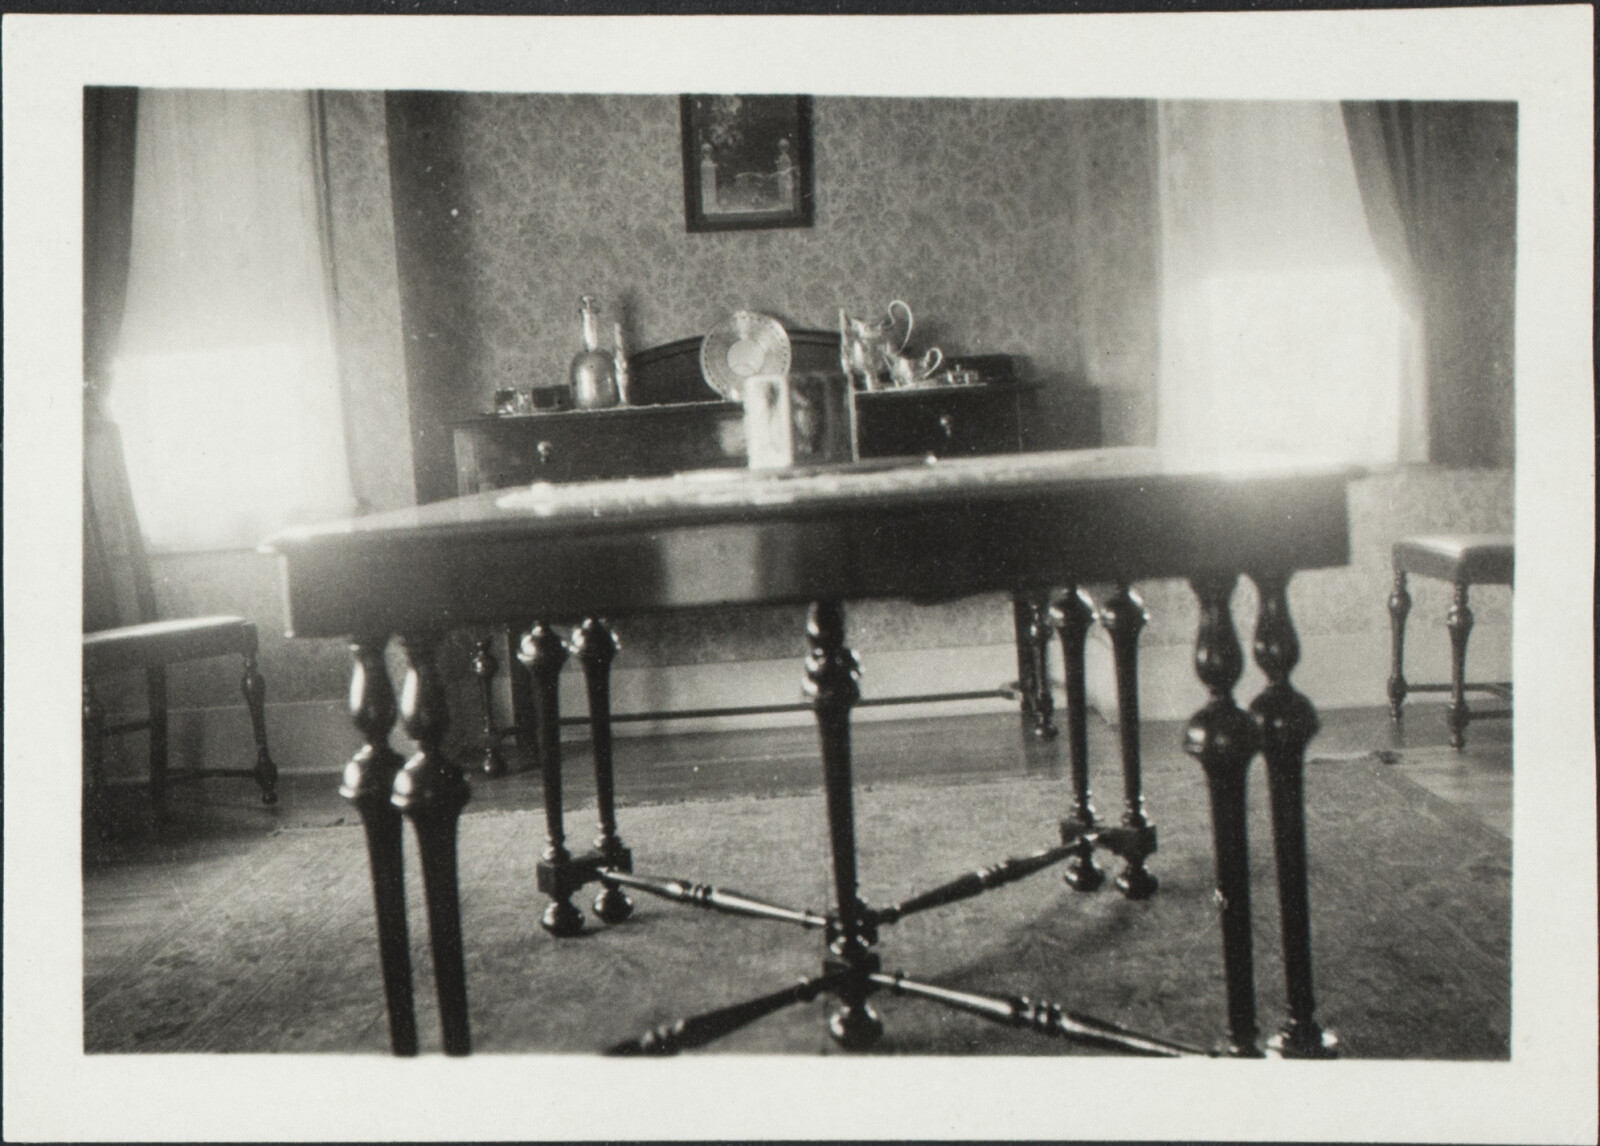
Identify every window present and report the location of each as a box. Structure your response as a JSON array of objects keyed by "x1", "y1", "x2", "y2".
[
  {"x1": 1156, "y1": 101, "x2": 1427, "y2": 467},
  {"x1": 107, "y1": 90, "x2": 354, "y2": 551}
]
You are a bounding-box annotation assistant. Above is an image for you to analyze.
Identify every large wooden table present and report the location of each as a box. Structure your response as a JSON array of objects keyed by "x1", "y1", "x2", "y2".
[{"x1": 265, "y1": 447, "x2": 1353, "y2": 1058}]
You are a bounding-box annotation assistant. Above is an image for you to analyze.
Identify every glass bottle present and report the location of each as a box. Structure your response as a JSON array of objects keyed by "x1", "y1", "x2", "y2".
[
  {"x1": 612, "y1": 322, "x2": 632, "y2": 406},
  {"x1": 570, "y1": 294, "x2": 618, "y2": 409}
]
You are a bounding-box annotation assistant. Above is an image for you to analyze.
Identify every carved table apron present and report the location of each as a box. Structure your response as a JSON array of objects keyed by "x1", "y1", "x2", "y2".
[{"x1": 263, "y1": 447, "x2": 1354, "y2": 1058}]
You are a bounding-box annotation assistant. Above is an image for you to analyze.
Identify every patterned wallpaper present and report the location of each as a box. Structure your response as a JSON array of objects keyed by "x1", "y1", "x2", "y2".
[
  {"x1": 448, "y1": 94, "x2": 1156, "y2": 413},
  {"x1": 386, "y1": 94, "x2": 1160, "y2": 502}
]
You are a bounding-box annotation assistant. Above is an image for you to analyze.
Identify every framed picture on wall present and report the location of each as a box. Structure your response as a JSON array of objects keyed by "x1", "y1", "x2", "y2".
[{"x1": 680, "y1": 94, "x2": 814, "y2": 232}]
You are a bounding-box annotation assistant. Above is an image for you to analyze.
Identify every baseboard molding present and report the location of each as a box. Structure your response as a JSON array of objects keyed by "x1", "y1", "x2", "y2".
[{"x1": 122, "y1": 625, "x2": 1510, "y2": 777}]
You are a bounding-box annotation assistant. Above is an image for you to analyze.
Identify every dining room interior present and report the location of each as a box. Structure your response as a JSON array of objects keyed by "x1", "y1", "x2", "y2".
[{"x1": 80, "y1": 88, "x2": 1523, "y2": 1063}]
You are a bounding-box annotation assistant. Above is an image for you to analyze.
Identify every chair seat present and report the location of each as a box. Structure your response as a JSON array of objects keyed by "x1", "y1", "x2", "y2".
[
  {"x1": 1393, "y1": 534, "x2": 1514, "y2": 585},
  {"x1": 83, "y1": 615, "x2": 258, "y2": 675}
]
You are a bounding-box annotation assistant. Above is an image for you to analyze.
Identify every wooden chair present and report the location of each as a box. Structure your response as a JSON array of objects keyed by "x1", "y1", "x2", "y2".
[
  {"x1": 82, "y1": 391, "x2": 278, "y2": 821},
  {"x1": 1387, "y1": 534, "x2": 1514, "y2": 749}
]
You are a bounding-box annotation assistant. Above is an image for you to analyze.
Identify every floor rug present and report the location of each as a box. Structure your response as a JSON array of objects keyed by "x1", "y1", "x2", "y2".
[{"x1": 84, "y1": 752, "x2": 1509, "y2": 1058}]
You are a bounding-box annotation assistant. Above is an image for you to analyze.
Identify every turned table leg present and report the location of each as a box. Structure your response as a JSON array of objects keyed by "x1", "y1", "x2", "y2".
[
  {"x1": 520, "y1": 621, "x2": 584, "y2": 937},
  {"x1": 805, "y1": 601, "x2": 883, "y2": 1048},
  {"x1": 1050, "y1": 586, "x2": 1103, "y2": 892},
  {"x1": 472, "y1": 635, "x2": 508, "y2": 777},
  {"x1": 390, "y1": 632, "x2": 472, "y2": 1056},
  {"x1": 1101, "y1": 583, "x2": 1158, "y2": 899},
  {"x1": 1183, "y1": 573, "x2": 1264, "y2": 1057},
  {"x1": 1249, "y1": 572, "x2": 1338, "y2": 1058},
  {"x1": 572, "y1": 617, "x2": 633, "y2": 923},
  {"x1": 1012, "y1": 591, "x2": 1057, "y2": 739},
  {"x1": 338, "y1": 635, "x2": 418, "y2": 1056}
]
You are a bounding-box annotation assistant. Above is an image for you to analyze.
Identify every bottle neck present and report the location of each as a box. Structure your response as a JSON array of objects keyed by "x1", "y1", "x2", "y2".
[{"x1": 580, "y1": 299, "x2": 599, "y2": 351}]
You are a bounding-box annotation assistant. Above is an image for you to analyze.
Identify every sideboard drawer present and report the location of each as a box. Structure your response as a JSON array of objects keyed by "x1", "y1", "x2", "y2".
[
  {"x1": 854, "y1": 387, "x2": 1024, "y2": 459},
  {"x1": 453, "y1": 404, "x2": 744, "y2": 492}
]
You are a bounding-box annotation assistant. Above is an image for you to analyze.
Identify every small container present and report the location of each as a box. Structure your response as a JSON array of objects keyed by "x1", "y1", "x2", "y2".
[
  {"x1": 744, "y1": 371, "x2": 857, "y2": 469},
  {"x1": 529, "y1": 384, "x2": 573, "y2": 411}
]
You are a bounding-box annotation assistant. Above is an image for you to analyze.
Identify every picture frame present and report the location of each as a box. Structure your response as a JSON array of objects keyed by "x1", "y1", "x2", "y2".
[{"x1": 680, "y1": 94, "x2": 814, "y2": 233}]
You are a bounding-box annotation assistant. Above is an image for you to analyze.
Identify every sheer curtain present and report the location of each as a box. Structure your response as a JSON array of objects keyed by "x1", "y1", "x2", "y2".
[
  {"x1": 1156, "y1": 101, "x2": 1427, "y2": 466},
  {"x1": 107, "y1": 90, "x2": 354, "y2": 551}
]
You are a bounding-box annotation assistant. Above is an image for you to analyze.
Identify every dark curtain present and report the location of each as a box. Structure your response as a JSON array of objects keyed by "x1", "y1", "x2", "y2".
[
  {"x1": 1342, "y1": 100, "x2": 1518, "y2": 468},
  {"x1": 83, "y1": 87, "x2": 141, "y2": 628},
  {"x1": 83, "y1": 87, "x2": 140, "y2": 396},
  {"x1": 1342, "y1": 102, "x2": 1425, "y2": 303}
]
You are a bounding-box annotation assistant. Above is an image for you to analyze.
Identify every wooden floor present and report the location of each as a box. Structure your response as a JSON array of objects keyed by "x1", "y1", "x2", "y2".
[{"x1": 83, "y1": 701, "x2": 1511, "y2": 988}]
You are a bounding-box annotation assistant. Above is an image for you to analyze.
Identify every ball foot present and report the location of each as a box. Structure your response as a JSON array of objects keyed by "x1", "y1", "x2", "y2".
[
  {"x1": 1115, "y1": 863, "x2": 1159, "y2": 900},
  {"x1": 481, "y1": 747, "x2": 508, "y2": 778},
  {"x1": 827, "y1": 1000, "x2": 883, "y2": 1049},
  {"x1": 540, "y1": 898, "x2": 584, "y2": 937},
  {"x1": 593, "y1": 883, "x2": 634, "y2": 924},
  {"x1": 1267, "y1": 1023, "x2": 1339, "y2": 1059},
  {"x1": 1062, "y1": 851, "x2": 1105, "y2": 893}
]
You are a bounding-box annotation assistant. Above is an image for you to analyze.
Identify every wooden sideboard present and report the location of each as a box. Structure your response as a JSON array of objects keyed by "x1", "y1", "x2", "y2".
[
  {"x1": 452, "y1": 381, "x2": 1064, "y2": 494},
  {"x1": 451, "y1": 333, "x2": 1099, "y2": 493},
  {"x1": 448, "y1": 338, "x2": 1101, "y2": 745}
]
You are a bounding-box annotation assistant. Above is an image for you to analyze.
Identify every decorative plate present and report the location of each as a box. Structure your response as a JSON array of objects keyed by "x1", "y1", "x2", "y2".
[{"x1": 700, "y1": 310, "x2": 792, "y2": 401}]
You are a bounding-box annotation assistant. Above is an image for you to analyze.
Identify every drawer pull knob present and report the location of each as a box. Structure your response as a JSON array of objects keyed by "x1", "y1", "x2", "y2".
[
  {"x1": 536, "y1": 440, "x2": 554, "y2": 465},
  {"x1": 938, "y1": 413, "x2": 956, "y2": 441}
]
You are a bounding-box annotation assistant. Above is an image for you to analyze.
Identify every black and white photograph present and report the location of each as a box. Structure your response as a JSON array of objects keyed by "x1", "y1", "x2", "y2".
[{"x1": 4, "y1": 7, "x2": 1595, "y2": 1143}]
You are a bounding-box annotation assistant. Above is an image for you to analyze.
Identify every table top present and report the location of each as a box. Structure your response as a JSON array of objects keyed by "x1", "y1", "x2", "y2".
[{"x1": 265, "y1": 448, "x2": 1357, "y2": 638}]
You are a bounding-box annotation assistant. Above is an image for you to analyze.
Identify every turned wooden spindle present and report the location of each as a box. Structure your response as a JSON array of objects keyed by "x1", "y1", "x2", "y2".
[
  {"x1": 803, "y1": 600, "x2": 882, "y2": 1049},
  {"x1": 1050, "y1": 586, "x2": 1104, "y2": 892},
  {"x1": 471, "y1": 636, "x2": 508, "y2": 777},
  {"x1": 389, "y1": 631, "x2": 472, "y2": 1056},
  {"x1": 337, "y1": 635, "x2": 418, "y2": 1057},
  {"x1": 1183, "y1": 573, "x2": 1264, "y2": 1057},
  {"x1": 869, "y1": 971, "x2": 1211, "y2": 1057},
  {"x1": 605, "y1": 970, "x2": 848, "y2": 1056},
  {"x1": 1099, "y1": 583, "x2": 1158, "y2": 899},
  {"x1": 1445, "y1": 581, "x2": 1475, "y2": 749},
  {"x1": 1386, "y1": 568, "x2": 1412, "y2": 721},
  {"x1": 571, "y1": 617, "x2": 633, "y2": 924},
  {"x1": 1012, "y1": 590, "x2": 1057, "y2": 738},
  {"x1": 1249, "y1": 572, "x2": 1338, "y2": 1058},
  {"x1": 519, "y1": 621, "x2": 584, "y2": 937}
]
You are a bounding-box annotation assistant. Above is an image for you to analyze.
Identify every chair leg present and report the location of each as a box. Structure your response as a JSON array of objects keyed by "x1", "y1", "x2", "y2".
[
  {"x1": 1386, "y1": 569, "x2": 1410, "y2": 722},
  {"x1": 241, "y1": 651, "x2": 279, "y2": 804},
  {"x1": 146, "y1": 665, "x2": 169, "y2": 812},
  {"x1": 1446, "y1": 581, "x2": 1474, "y2": 749},
  {"x1": 83, "y1": 679, "x2": 110, "y2": 838}
]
